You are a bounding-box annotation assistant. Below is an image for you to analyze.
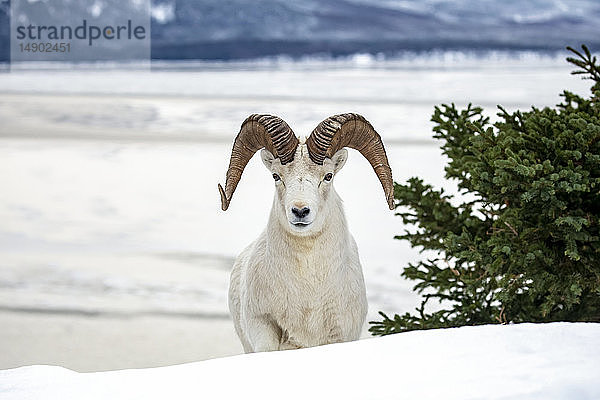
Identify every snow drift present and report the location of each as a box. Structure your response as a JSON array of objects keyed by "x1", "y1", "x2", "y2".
[{"x1": 1, "y1": 322, "x2": 598, "y2": 400}]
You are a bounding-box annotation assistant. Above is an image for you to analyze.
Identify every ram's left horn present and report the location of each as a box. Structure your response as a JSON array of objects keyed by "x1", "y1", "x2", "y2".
[{"x1": 306, "y1": 113, "x2": 394, "y2": 209}]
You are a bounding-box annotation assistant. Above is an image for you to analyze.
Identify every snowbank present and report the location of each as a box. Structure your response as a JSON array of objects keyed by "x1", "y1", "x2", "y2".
[{"x1": 1, "y1": 322, "x2": 598, "y2": 400}]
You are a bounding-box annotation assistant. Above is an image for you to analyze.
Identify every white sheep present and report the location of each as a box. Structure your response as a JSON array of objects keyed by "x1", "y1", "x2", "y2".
[{"x1": 219, "y1": 113, "x2": 394, "y2": 352}]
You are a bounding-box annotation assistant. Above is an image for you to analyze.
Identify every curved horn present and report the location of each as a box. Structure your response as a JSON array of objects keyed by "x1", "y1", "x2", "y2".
[
  {"x1": 306, "y1": 113, "x2": 394, "y2": 210},
  {"x1": 218, "y1": 114, "x2": 299, "y2": 211}
]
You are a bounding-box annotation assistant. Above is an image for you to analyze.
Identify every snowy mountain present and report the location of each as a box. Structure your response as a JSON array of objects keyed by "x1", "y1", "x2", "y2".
[
  {"x1": 150, "y1": 0, "x2": 600, "y2": 59},
  {"x1": 1, "y1": 0, "x2": 600, "y2": 61}
]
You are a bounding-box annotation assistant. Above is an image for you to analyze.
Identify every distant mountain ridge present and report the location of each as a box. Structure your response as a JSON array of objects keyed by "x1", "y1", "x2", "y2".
[
  {"x1": 150, "y1": 0, "x2": 600, "y2": 59},
  {"x1": 2, "y1": 0, "x2": 600, "y2": 61}
]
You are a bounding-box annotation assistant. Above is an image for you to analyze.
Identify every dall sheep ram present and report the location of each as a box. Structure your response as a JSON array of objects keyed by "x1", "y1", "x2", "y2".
[{"x1": 219, "y1": 113, "x2": 393, "y2": 352}]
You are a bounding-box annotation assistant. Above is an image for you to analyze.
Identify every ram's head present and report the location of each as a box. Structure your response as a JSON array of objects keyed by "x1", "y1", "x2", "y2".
[{"x1": 218, "y1": 114, "x2": 394, "y2": 234}]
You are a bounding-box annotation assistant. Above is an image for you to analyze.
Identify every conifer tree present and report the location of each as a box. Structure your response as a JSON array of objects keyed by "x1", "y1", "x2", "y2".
[{"x1": 370, "y1": 45, "x2": 600, "y2": 335}]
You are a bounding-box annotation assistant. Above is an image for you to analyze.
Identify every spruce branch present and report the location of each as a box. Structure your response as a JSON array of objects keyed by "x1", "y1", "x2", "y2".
[{"x1": 566, "y1": 45, "x2": 600, "y2": 82}]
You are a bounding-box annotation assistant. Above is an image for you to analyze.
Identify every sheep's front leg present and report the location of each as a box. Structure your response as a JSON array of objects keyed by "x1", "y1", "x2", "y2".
[
  {"x1": 246, "y1": 315, "x2": 281, "y2": 352},
  {"x1": 279, "y1": 329, "x2": 303, "y2": 351}
]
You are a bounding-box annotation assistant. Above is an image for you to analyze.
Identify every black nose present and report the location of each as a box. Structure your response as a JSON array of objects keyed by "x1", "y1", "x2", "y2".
[{"x1": 292, "y1": 207, "x2": 310, "y2": 219}]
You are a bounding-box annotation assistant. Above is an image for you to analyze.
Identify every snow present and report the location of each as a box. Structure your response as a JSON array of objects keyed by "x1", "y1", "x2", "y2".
[{"x1": 1, "y1": 322, "x2": 598, "y2": 400}]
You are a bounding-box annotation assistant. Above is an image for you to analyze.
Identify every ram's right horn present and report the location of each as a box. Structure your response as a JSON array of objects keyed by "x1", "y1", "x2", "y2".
[{"x1": 218, "y1": 114, "x2": 299, "y2": 211}]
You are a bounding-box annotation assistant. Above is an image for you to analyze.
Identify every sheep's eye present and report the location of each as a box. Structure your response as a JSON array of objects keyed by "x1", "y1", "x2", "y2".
[
  {"x1": 324, "y1": 173, "x2": 333, "y2": 182},
  {"x1": 272, "y1": 173, "x2": 281, "y2": 181}
]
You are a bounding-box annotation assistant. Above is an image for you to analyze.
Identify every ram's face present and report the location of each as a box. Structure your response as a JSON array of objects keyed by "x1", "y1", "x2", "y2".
[{"x1": 261, "y1": 145, "x2": 347, "y2": 236}]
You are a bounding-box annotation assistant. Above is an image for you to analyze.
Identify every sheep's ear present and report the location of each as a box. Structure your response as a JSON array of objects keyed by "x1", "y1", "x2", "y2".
[
  {"x1": 261, "y1": 149, "x2": 276, "y2": 170},
  {"x1": 330, "y1": 148, "x2": 348, "y2": 174}
]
